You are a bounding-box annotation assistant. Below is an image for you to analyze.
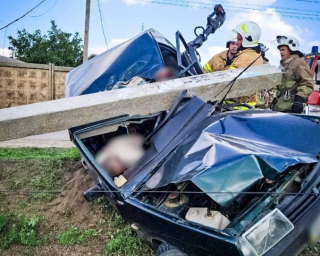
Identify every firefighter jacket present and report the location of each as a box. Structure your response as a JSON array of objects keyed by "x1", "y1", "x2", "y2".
[
  {"x1": 272, "y1": 54, "x2": 314, "y2": 112},
  {"x1": 203, "y1": 50, "x2": 233, "y2": 73},
  {"x1": 230, "y1": 48, "x2": 263, "y2": 69}
]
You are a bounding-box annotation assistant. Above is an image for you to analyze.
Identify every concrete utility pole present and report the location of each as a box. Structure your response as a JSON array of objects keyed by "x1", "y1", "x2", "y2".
[
  {"x1": 83, "y1": 0, "x2": 91, "y2": 63},
  {"x1": 0, "y1": 65, "x2": 281, "y2": 142}
]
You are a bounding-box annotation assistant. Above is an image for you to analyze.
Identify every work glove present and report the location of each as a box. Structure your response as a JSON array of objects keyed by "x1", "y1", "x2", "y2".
[{"x1": 292, "y1": 95, "x2": 307, "y2": 114}]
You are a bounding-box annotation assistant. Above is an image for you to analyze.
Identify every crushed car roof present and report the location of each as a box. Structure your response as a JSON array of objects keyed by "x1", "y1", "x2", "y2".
[{"x1": 65, "y1": 29, "x2": 174, "y2": 97}]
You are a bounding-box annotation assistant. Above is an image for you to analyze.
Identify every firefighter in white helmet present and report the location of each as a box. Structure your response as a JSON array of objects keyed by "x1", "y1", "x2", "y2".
[
  {"x1": 230, "y1": 21, "x2": 264, "y2": 69},
  {"x1": 271, "y1": 35, "x2": 313, "y2": 113},
  {"x1": 226, "y1": 21, "x2": 264, "y2": 109},
  {"x1": 203, "y1": 32, "x2": 238, "y2": 73}
]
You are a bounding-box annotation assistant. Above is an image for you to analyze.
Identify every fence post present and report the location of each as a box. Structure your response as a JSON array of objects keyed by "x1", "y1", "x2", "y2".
[
  {"x1": 48, "y1": 63, "x2": 55, "y2": 100},
  {"x1": 51, "y1": 63, "x2": 55, "y2": 100},
  {"x1": 48, "y1": 63, "x2": 52, "y2": 100}
]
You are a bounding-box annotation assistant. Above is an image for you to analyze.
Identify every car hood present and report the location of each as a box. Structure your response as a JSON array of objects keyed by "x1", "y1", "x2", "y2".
[{"x1": 144, "y1": 112, "x2": 320, "y2": 207}]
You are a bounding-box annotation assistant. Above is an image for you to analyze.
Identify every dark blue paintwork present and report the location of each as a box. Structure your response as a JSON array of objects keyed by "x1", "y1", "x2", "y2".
[
  {"x1": 68, "y1": 95, "x2": 320, "y2": 256},
  {"x1": 65, "y1": 29, "x2": 175, "y2": 97},
  {"x1": 144, "y1": 111, "x2": 320, "y2": 207}
]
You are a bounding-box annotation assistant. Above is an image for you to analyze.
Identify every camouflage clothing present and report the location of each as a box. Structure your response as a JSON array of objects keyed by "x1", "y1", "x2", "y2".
[
  {"x1": 272, "y1": 54, "x2": 313, "y2": 112},
  {"x1": 256, "y1": 90, "x2": 269, "y2": 109},
  {"x1": 255, "y1": 87, "x2": 277, "y2": 109}
]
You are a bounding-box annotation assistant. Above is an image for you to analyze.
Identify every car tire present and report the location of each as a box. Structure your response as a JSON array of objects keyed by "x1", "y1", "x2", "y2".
[{"x1": 155, "y1": 243, "x2": 187, "y2": 256}]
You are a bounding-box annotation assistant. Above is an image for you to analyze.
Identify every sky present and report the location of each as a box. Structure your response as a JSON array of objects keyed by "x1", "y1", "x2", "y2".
[{"x1": 0, "y1": 0, "x2": 319, "y2": 66}]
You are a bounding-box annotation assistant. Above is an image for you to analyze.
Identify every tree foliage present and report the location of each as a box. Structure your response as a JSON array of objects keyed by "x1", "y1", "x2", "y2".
[{"x1": 8, "y1": 20, "x2": 83, "y2": 67}]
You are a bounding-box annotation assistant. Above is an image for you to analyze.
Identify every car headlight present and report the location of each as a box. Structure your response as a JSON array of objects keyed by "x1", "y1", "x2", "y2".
[{"x1": 239, "y1": 208, "x2": 294, "y2": 256}]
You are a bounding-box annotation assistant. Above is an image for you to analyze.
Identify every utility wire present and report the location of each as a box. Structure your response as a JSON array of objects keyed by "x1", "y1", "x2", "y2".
[
  {"x1": 31, "y1": 0, "x2": 59, "y2": 17},
  {"x1": 97, "y1": 0, "x2": 109, "y2": 49},
  {"x1": 214, "y1": 50, "x2": 268, "y2": 102},
  {"x1": 171, "y1": 0, "x2": 319, "y2": 13},
  {"x1": 0, "y1": 0, "x2": 46, "y2": 30},
  {"x1": 0, "y1": 190, "x2": 319, "y2": 196},
  {"x1": 156, "y1": 0, "x2": 320, "y2": 17},
  {"x1": 296, "y1": 0, "x2": 319, "y2": 3},
  {"x1": 135, "y1": 0, "x2": 320, "y2": 21},
  {"x1": 101, "y1": 5, "x2": 111, "y2": 46},
  {"x1": 175, "y1": 0, "x2": 320, "y2": 16}
]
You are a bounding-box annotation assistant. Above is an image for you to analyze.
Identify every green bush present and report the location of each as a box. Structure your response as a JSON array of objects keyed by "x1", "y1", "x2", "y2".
[
  {"x1": 56, "y1": 226, "x2": 98, "y2": 245},
  {"x1": 0, "y1": 214, "x2": 41, "y2": 250},
  {"x1": 104, "y1": 213, "x2": 151, "y2": 256}
]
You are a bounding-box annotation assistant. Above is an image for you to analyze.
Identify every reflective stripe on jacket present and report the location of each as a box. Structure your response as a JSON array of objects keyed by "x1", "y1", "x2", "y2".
[
  {"x1": 272, "y1": 54, "x2": 314, "y2": 112},
  {"x1": 203, "y1": 50, "x2": 230, "y2": 73}
]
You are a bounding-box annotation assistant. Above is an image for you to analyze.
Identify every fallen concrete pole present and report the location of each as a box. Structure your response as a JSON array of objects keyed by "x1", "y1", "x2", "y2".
[{"x1": 0, "y1": 64, "x2": 281, "y2": 142}]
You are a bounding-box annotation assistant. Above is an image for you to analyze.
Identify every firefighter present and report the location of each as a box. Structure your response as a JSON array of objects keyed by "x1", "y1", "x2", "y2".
[
  {"x1": 230, "y1": 21, "x2": 264, "y2": 69},
  {"x1": 226, "y1": 21, "x2": 263, "y2": 109},
  {"x1": 271, "y1": 35, "x2": 313, "y2": 113},
  {"x1": 203, "y1": 32, "x2": 238, "y2": 73}
]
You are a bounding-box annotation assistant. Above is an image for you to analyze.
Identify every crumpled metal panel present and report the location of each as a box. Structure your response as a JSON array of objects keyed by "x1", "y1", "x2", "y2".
[
  {"x1": 145, "y1": 111, "x2": 320, "y2": 207},
  {"x1": 65, "y1": 29, "x2": 165, "y2": 97}
]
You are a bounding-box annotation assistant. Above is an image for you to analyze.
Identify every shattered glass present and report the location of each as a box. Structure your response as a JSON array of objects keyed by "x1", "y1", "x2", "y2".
[{"x1": 242, "y1": 209, "x2": 294, "y2": 256}]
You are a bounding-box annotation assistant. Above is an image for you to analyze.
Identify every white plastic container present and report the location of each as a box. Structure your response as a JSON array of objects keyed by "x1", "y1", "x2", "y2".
[{"x1": 186, "y1": 208, "x2": 230, "y2": 230}]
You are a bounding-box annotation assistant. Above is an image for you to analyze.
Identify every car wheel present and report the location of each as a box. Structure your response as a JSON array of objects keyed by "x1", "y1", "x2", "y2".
[{"x1": 155, "y1": 243, "x2": 187, "y2": 256}]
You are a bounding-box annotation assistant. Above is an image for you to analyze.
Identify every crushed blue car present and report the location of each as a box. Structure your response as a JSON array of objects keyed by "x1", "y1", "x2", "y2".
[
  {"x1": 69, "y1": 91, "x2": 320, "y2": 256},
  {"x1": 66, "y1": 5, "x2": 320, "y2": 256}
]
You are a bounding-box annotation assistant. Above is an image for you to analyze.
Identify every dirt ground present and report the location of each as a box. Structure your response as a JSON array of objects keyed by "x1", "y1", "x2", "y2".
[
  {"x1": 0, "y1": 156, "x2": 319, "y2": 256},
  {"x1": 0, "y1": 159, "x2": 117, "y2": 256}
]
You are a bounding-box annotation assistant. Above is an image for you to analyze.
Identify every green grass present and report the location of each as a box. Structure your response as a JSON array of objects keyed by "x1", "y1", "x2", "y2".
[
  {"x1": 56, "y1": 226, "x2": 99, "y2": 245},
  {"x1": 30, "y1": 159, "x2": 63, "y2": 200},
  {"x1": 0, "y1": 147, "x2": 81, "y2": 201},
  {"x1": 2, "y1": 159, "x2": 64, "y2": 201},
  {"x1": 0, "y1": 147, "x2": 81, "y2": 160},
  {"x1": 104, "y1": 213, "x2": 152, "y2": 256},
  {"x1": 0, "y1": 214, "x2": 41, "y2": 250},
  {"x1": 0, "y1": 147, "x2": 151, "y2": 255}
]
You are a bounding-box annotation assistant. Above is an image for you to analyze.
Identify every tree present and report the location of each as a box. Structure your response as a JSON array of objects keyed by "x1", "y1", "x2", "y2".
[{"x1": 8, "y1": 20, "x2": 83, "y2": 67}]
